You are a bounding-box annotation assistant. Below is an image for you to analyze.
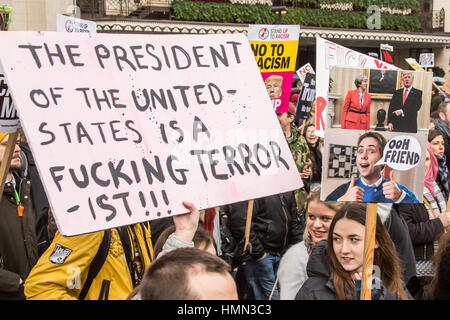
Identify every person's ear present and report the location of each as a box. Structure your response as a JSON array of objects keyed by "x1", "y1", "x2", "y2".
[
  {"x1": 439, "y1": 112, "x2": 446, "y2": 121},
  {"x1": 374, "y1": 240, "x2": 380, "y2": 249}
]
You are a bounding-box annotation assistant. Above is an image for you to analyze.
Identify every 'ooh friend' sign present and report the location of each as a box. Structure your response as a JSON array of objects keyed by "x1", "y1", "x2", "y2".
[{"x1": 0, "y1": 31, "x2": 302, "y2": 236}]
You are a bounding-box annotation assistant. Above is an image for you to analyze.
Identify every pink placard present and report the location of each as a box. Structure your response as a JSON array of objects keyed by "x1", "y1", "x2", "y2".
[
  {"x1": 261, "y1": 71, "x2": 294, "y2": 113},
  {"x1": 0, "y1": 31, "x2": 303, "y2": 236}
]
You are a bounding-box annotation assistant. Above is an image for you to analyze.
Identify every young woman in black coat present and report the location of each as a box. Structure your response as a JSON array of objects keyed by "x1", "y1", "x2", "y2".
[{"x1": 295, "y1": 203, "x2": 411, "y2": 300}]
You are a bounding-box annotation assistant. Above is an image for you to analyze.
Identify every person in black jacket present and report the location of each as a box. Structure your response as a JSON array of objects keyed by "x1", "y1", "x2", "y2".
[
  {"x1": 387, "y1": 72, "x2": 422, "y2": 133},
  {"x1": 434, "y1": 101, "x2": 450, "y2": 170},
  {"x1": 379, "y1": 203, "x2": 417, "y2": 288},
  {"x1": 430, "y1": 87, "x2": 443, "y2": 119},
  {"x1": 296, "y1": 203, "x2": 411, "y2": 300},
  {"x1": 223, "y1": 191, "x2": 303, "y2": 300},
  {"x1": 396, "y1": 202, "x2": 448, "y2": 298},
  {"x1": 0, "y1": 134, "x2": 38, "y2": 300}
]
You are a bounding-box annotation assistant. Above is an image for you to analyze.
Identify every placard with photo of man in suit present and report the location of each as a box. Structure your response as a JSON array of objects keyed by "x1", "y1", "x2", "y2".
[{"x1": 387, "y1": 72, "x2": 423, "y2": 133}]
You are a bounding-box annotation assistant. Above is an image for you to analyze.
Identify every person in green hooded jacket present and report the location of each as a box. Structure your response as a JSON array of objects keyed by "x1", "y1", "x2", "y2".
[{"x1": 276, "y1": 102, "x2": 312, "y2": 219}]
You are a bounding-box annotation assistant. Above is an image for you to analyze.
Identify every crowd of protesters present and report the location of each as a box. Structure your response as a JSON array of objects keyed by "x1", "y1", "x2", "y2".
[{"x1": 1, "y1": 79, "x2": 450, "y2": 301}]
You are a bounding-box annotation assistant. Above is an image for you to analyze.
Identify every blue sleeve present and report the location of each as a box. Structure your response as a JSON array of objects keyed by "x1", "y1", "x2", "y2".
[
  {"x1": 325, "y1": 182, "x2": 350, "y2": 201},
  {"x1": 396, "y1": 183, "x2": 419, "y2": 204}
]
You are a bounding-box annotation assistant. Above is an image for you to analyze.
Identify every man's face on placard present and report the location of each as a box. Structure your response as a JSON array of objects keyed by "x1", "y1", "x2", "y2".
[
  {"x1": 265, "y1": 76, "x2": 283, "y2": 99},
  {"x1": 356, "y1": 137, "x2": 382, "y2": 184},
  {"x1": 402, "y1": 73, "x2": 414, "y2": 89}
]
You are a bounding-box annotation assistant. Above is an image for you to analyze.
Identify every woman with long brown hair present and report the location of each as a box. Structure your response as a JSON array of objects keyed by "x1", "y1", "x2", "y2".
[
  {"x1": 296, "y1": 202, "x2": 411, "y2": 300},
  {"x1": 397, "y1": 144, "x2": 449, "y2": 298}
]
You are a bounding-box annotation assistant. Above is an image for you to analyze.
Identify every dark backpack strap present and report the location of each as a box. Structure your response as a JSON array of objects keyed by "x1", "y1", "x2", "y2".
[
  {"x1": 139, "y1": 222, "x2": 153, "y2": 262},
  {"x1": 78, "y1": 229, "x2": 111, "y2": 300},
  {"x1": 97, "y1": 280, "x2": 111, "y2": 300},
  {"x1": 117, "y1": 227, "x2": 138, "y2": 286}
]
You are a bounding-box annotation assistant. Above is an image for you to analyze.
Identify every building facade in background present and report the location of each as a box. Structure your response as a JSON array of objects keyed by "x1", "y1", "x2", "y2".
[{"x1": 1, "y1": 0, "x2": 450, "y2": 74}]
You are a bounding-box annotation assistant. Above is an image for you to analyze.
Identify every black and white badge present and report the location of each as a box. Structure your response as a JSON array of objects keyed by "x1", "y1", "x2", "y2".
[{"x1": 49, "y1": 244, "x2": 72, "y2": 264}]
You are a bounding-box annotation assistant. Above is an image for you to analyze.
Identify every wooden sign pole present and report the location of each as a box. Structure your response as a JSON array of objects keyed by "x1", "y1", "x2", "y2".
[
  {"x1": 432, "y1": 81, "x2": 447, "y2": 97},
  {"x1": 243, "y1": 199, "x2": 254, "y2": 252},
  {"x1": 0, "y1": 130, "x2": 19, "y2": 196},
  {"x1": 446, "y1": 195, "x2": 450, "y2": 213},
  {"x1": 360, "y1": 202, "x2": 378, "y2": 300}
]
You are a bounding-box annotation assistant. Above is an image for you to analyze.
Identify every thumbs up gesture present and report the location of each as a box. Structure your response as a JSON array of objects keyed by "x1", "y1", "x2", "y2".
[
  {"x1": 382, "y1": 171, "x2": 402, "y2": 202},
  {"x1": 338, "y1": 176, "x2": 365, "y2": 202}
]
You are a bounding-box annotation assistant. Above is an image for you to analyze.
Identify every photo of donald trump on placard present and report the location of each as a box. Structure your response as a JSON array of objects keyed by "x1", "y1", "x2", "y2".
[{"x1": 328, "y1": 67, "x2": 431, "y2": 134}]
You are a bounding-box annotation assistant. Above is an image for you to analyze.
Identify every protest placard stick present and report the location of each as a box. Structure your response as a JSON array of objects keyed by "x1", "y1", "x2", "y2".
[
  {"x1": 243, "y1": 199, "x2": 254, "y2": 251},
  {"x1": 0, "y1": 130, "x2": 19, "y2": 196},
  {"x1": 443, "y1": 73, "x2": 450, "y2": 94},
  {"x1": 360, "y1": 202, "x2": 378, "y2": 300},
  {"x1": 432, "y1": 82, "x2": 447, "y2": 97},
  {"x1": 242, "y1": 199, "x2": 254, "y2": 264}
]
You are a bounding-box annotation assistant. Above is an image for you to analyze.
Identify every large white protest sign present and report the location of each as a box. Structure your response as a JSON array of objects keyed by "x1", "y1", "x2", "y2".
[
  {"x1": 0, "y1": 31, "x2": 303, "y2": 236},
  {"x1": 315, "y1": 37, "x2": 399, "y2": 137}
]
